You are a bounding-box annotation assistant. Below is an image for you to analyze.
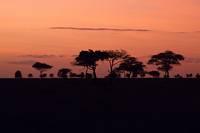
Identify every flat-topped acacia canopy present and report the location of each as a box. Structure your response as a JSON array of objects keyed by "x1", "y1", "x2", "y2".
[{"x1": 32, "y1": 62, "x2": 53, "y2": 71}]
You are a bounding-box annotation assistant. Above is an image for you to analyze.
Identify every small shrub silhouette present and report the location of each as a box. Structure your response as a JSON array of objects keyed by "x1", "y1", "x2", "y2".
[
  {"x1": 186, "y1": 73, "x2": 193, "y2": 78},
  {"x1": 49, "y1": 73, "x2": 54, "y2": 78},
  {"x1": 28, "y1": 73, "x2": 33, "y2": 78},
  {"x1": 174, "y1": 74, "x2": 183, "y2": 78},
  {"x1": 15, "y1": 70, "x2": 22, "y2": 79},
  {"x1": 57, "y1": 68, "x2": 71, "y2": 78},
  {"x1": 148, "y1": 71, "x2": 160, "y2": 78}
]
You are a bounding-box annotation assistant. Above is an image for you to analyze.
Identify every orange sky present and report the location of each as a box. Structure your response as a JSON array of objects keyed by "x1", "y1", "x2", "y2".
[{"x1": 0, "y1": 0, "x2": 200, "y2": 77}]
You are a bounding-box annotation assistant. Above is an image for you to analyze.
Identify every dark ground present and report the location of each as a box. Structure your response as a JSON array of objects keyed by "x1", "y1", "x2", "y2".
[{"x1": 0, "y1": 79, "x2": 200, "y2": 133}]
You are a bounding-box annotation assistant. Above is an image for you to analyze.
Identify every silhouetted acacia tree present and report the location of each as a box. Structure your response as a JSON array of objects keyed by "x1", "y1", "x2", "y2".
[
  {"x1": 57, "y1": 68, "x2": 71, "y2": 78},
  {"x1": 148, "y1": 71, "x2": 160, "y2": 78},
  {"x1": 32, "y1": 62, "x2": 53, "y2": 78},
  {"x1": 116, "y1": 56, "x2": 145, "y2": 78},
  {"x1": 148, "y1": 51, "x2": 184, "y2": 78},
  {"x1": 15, "y1": 70, "x2": 22, "y2": 78},
  {"x1": 74, "y1": 50, "x2": 106, "y2": 79},
  {"x1": 103, "y1": 50, "x2": 128, "y2": 74}
]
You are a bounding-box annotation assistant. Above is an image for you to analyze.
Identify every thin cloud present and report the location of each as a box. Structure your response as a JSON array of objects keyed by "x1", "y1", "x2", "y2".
[
  {"x1": 19, "y1": 54, "x2": 64, "y2": 58},
  {"x1": 58, "y1": 55, "x2": 65, "y2": 58},
  {"x1": 50, "y1": 27, "x2": 200, "y2": 34},
  {"x1": 174, "y1": 32, "x2": 188, "y2": 34},
  {"x1": 20, "y1": 54, "x2": 56, "y2": 58},
  {"x1": 50, "y1": 27, "x2": 152, "y2": 32},
  {"x1": 173, "y1": 31, "x2": 200, "y2": 34},
  {"x1": 7, "y1": 60, "x2": 36, "y2": 65}
]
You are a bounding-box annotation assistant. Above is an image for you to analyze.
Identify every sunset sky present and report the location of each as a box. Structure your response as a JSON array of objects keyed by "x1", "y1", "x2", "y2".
[{"x1": 0, "y1": 0, "x2": 200, "y2": 77}]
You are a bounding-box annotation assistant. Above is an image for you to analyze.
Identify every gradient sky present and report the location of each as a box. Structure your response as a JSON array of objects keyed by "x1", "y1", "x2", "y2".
[{"x1": 0, "y1": 0, "x2": 200, "y2": 77}]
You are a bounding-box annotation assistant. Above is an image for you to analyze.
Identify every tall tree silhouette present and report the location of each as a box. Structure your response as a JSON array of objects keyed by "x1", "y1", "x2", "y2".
[
  {"x1": 116, "y1": 56, "x2": 145, "y2": 78},
  {"x1": 74, "y1": 50, "x2": 105, "y2": 79},
  {"x1": 148, "y1": 51, "x2": 184, "y2": 78},
  {"x1": 32, "y1": 62, "x2": 53, "y2": 78},
  {"x1": 103, "y1": 50, "x2": 128, "y2": 74},
  {"x1": 57, "y1": 68, "x2": 71, "y2": 78}
]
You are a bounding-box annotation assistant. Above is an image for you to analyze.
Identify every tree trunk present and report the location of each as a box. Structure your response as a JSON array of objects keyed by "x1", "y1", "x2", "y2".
[
  {"x1": 92, "y1": 67, "x2": 97, "y2": 79},
  {"x1": 166, "y1": 71, "x2": 170, "y2": 78},
  {"x1": 110, "y1": 64, "x2": 113, "y2": 74},
  {"x1": 85, "y1": 67, "x2": 88, "y2": 79},
  {"x1": 129, "y1": 72, "x2": 132, "y2": 78},
  {"x1": 109, "y1": 60, "x2": 114, "y2": 74},
  {"x1": 164, "y1": 71, "x2": 170, "y2": 78}
]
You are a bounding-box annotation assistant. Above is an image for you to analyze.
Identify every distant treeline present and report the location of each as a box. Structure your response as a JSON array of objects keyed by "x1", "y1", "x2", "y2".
[{"x1": 14, "y1": 50, "x2": 200, "y2": 79}]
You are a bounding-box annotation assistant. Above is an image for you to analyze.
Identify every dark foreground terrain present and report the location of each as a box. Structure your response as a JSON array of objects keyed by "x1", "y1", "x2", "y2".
[{"x1": 0, "y1": 79, "x2": 200, "y2": 132}]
